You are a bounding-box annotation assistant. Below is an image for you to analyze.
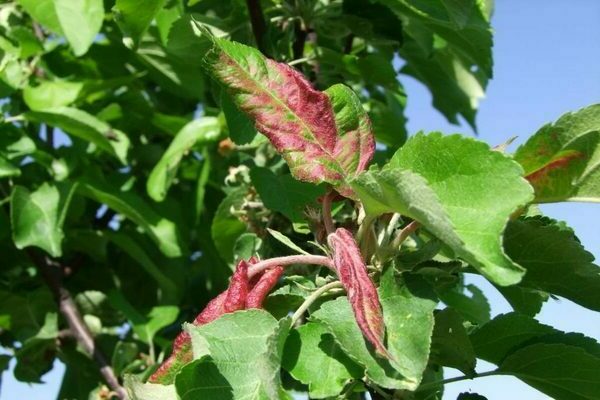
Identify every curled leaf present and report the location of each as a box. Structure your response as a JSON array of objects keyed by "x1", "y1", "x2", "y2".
[
  {"x1": 148, "y1": 258, "x2": 283, "y2": 384},
  {"x1": 327, "y1": 228, "x2": 388, "y2": 357},
  {"x1": 202, "y1": 37, "x2": 374, "y2": 197}
]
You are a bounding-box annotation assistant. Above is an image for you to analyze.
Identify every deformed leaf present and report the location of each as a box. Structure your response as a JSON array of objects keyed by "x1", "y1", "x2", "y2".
[
  {"x1": 514, "y1": 104, "x2": 600, "y2": 203},
  {"x1": 353, "y1": 133, "x2": 534, "y2": 286},
  {"x1": 202, "y1": 36, "x2": 374, "y2": 197},
  {"x1": 327, "y1": 228, "x2": 387, "y2": 357},
  {"x1": 309, "y1": 272, "x2": 435, "y2": 390},
  {"x1": 147, "y1": 117, "x2": 221, "y2": 202}
]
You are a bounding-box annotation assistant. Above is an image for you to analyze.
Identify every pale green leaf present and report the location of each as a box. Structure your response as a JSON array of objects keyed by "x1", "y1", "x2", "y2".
[
  {"x1": 23, "y1": 81, "x2": 83, "y2": 111},
  {"x1": 147, "y1": 117, "x2": 220, "y2": 202},
  {"x1": 125, "y1": 374, "x2": 177, "y2": 400},
  {"x1": 10, "y1": 182, "x2": 76, "y2": 257},
  {"x1": 25, "y1": 107, "x2": 130, "y2": 164},
  {"x1": 185, "y1": 310, "x2": 291, "y2": 400},
  {"x1": 282, "y1": 322, "x2": 362, "y2": 398},
  {"x1": 53, "y1": 0, "x2": 104, "y2": 56},
  {"x1": 211, "y1": 187, "x2": 247, "y2": 262},
  {"x1": 175, "y1": 358, "x2": 233, "y2": 400},
  {"x1": 353, "y1": 133, "x2": 534, "y2": 285}
]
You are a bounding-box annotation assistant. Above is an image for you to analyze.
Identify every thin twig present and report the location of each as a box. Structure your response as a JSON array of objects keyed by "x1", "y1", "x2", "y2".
[
  {"x1": 248, "y1": 254, "x2": 334, "y2": 278},
  {"x1": 27, "y1": 251, "x2": 127, "y2": 399},
  {"x1": 291, "y1": 281, "x2": 343, "y2": 325},
  {"x1": 245, "y1": 0, "x2": 269, "y2": 55},
  {"x1": 321, "y1": 191, "x2": 335, "y2": 235},
  {"x1": 415, "y1": 370, "x2": 499, "y2": 392}
]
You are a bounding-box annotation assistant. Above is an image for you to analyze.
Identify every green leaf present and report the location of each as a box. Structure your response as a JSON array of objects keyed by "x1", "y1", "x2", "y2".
[
  {"x1": 185, "y1": 310, "x2": 291, "y2": 400},
  {"x1": 514, "y1": 104, "x2": 600, "y2": 203},
  {"x1": 11, "y1": 182, "x2": 76, "y2": 257},
  {"x1": 311, "y1": 296, "x2": 405, "y2": 389},
  {"x1": 498, "y1": 343, "x2": 600, "y2": 400},
  {"x1": 233, "y1": 233, "x2": 262, "y2": 262},
  {"x1": 107, "y1": 290, "x2": 178, "y2": 345},
  {"x1": 430, "y1": 308, "x2": 476, "y2": 374},
  {"x1": 106, "y1": 231, "x2": 180, "y2": 302},
  {"x1": 457, "y1": 393, "x2": 488, "y2": 400},
  {"x1": 23, "y1": 80, "x2": 83, "y2": 111},
  {"x1": 469, "y1": 312, "x2": 600, "y2": 365},
  {"x1": 437, "y1": 283, "x2": 490, "y2": 325},
  {"x1": 14, "y1": 312, "x2": 58, "y2": 382},
  {"x1": 399, "y1": 36, "x2": 487, "y2": 128},
  {"x1": 495, "y1": 285, "x2": 547, "y2": 317},
  {"x1": 111, "y1": 341, "x2": 139, "y2": 376},
  {"x1": 113, "y1": 0, "x2": 167, "y2": 46},
  {"x1": 175, "y1": 358, "x2": 234, "y2": 399},
  {"x1": 25, "y1": 107, "x2": 130, "y2": 164},
  {"x1": 221, "y1": 92, "x2": 257, "y2": 145},
  {"x1": 79, "y1": 177, "x2": 183, "y2": 257},
  {"x1": 266, "y1": 228, "x2": 310, "y2": 255},
  {"x1": 504, "y1": 217, "x2": 600, "y2": 311},
  {"x1": 125, "y1": 374, "x2": 177, "y2": 400},
  {"x1": 53, "y1": 0, "x2": 104, "y2": 56},
  {"x1": 0, "y1": 156, "x2": 20, "y2": 178},
  {"x1": 211, "y1": 187, "x2": 247, "y2": 262},
  {"x1": 282, "y1": 322, "x2": 362, "y2": 398},
  {"x1": 147, "y1": 117, "x2": 221, "y2": 202},
  {"x1": 250, "y1": 167, "x2": 325, "y2": 223},
  {"x1": 379, "y1": 268, "x2": 437, "y2": 389},
  {"x1": 17, "y1": 0, "x2": 103, "y2": 56},
  {"x1": 16, "y1": 0, "x2": 62, "y2": 34},
  {"x1": 353, "y1": 133, "x2": 534, "y2": 286},
  {"x1": 375, "y1": 0, "x2": 493, "y2": 75},
  {"x1": 312, "y1": 274, "x2": 437, "y2": 393}
]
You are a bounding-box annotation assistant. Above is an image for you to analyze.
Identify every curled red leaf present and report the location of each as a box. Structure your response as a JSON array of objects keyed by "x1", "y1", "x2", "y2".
[
  {"x1": 149, "y1": 258, "x2": 282, "y2": 384},
  {"x1": 327, "y1": 228, "x2": 389, "y2": 358}
]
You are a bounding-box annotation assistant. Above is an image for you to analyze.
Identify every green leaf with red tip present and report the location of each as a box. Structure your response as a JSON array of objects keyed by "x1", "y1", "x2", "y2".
[
  {"x1": 514, "y1": 104, "x2": 600, "y2": 203},
  {"x1": 202, "y1": 36, "x2": 374, "y2": 198}
]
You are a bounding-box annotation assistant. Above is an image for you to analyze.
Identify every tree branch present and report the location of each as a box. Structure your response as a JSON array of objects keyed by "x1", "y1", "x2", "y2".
[
  {"x1": 245, "y1": 0, "x2": 269, "y2": 55},
  {"x1": 28, "y1": 250, "x2": 127, "y2": 399}
]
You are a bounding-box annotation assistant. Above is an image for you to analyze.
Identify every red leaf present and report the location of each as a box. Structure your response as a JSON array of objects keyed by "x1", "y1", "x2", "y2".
[
  {"x1": 148, "y1": 258, "x2": 283, "y2": 384},
  {"x1": 203, "y1": 38, "x2": 374, "y2": 197},
  {"x1": 247, "y1": 266, "x2": 284, "y2": 308},
  {"x1": 327, "y1": 228, "x2": 389, "y2": 357}
]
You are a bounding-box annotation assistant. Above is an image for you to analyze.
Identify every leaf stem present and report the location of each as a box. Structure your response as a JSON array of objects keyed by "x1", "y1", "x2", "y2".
[
  {"x1": 416, "y1": 370, "x2": 500, "y2": 392},
  {"x1": 390, "y1": 220, "x2": 420, "y2": 249},
  {"x1": 321, "y1": 190, "x2": 335, "y2": 235},
  {"x1": 291, "y1": 281, "x2": 343, "y2": 325},
  {"x1": 248, "y1": 254, "x2": 334, "y2": 278}
]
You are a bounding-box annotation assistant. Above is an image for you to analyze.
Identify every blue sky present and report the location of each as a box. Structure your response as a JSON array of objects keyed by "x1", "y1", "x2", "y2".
[{"x1": 2, "y1": 1, "x2": 599, "y2": 399}]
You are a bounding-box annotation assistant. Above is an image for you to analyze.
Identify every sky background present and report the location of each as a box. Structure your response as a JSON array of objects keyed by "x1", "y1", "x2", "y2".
[{"x1": 2, "y1": 1, "x2": 599, "y2": 399}]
